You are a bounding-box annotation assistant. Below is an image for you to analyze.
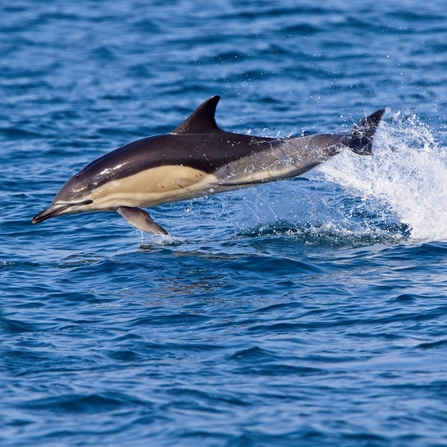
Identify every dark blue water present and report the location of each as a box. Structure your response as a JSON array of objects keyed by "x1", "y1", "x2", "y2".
[{"x1": 2, "y1": 1, "x2": 447, "y2": 446}]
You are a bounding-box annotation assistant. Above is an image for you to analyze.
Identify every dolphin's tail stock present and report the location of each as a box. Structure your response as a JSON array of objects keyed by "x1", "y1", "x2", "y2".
[{"x1": 342, "y1": 109, "x2": 386, "y2": 156}]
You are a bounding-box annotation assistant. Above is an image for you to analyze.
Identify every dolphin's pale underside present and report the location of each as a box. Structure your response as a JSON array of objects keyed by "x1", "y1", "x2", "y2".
[{"x1": 32, "y1": 96, "x2": 385, "y2": 235}]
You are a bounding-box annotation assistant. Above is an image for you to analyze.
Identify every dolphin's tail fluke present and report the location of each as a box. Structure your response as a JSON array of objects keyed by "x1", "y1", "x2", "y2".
[{"x1": 343, "y1": 109, "x2": 386, "y2": 155}]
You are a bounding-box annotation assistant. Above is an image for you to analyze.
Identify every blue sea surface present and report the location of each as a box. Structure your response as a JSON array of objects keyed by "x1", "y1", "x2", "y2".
[{"x1": 2, "y1": 1, "x2": 447, "y2": 446}]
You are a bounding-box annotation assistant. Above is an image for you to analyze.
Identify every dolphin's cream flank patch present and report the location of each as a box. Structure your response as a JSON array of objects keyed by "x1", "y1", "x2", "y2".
[{"x1": 90, "y1": 165, "x2": 215, "y2": 208}]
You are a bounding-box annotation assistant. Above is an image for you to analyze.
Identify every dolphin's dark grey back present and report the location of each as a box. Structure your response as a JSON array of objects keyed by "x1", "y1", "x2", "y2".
[
  {"x1": 55, "y1": 133, "x2": 277, "y2": 202},
  {"x1": 54, "y1": 97, "x2": 384, "y2": 203},
  {"x1": 53, "y1": 96, "x2": 279, "y2": 202}
]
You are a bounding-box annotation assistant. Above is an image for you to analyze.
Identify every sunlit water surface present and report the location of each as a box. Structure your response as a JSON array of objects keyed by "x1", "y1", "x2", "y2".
[{"x1": 2, "y1": 1, "x2": 447, "y2": 446}]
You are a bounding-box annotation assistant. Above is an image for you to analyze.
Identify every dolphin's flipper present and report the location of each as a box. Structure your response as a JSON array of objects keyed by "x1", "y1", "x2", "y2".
[
  {"x1": 117, "y1": 206, "x2": 168, "y2": 235},
  {"x1": 343, "y1": 109, "x2": 386, "y2": 155}
]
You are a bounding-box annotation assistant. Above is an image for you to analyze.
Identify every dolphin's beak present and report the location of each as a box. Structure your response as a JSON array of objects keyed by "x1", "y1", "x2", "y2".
[
  {"x1": 32, "y1": 199, "x2": 93, "y2": 224},
  {"x1": 32, "y1": 204, "x2": 71, "y2": 224}
]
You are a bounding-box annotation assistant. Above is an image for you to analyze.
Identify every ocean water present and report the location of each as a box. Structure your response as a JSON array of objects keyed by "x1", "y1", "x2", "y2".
[{"x1": 2, "y1": 0, "x2": 447, "y2": 446}]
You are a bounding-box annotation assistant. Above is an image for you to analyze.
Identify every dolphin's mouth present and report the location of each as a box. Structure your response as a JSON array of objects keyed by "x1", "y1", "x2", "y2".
[{"x1": 32, "y1": 200, "x2": 93, "y2": 224}]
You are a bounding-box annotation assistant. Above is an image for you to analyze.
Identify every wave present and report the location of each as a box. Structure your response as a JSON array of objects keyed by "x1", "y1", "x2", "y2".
[{"x1": 318, "y1": 111, "x2": 447, "y2": 242}]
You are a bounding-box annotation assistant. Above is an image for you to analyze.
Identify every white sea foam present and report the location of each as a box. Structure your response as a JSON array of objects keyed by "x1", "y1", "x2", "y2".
[
  {"x1": 318, "y1": 111, "x2": 447, "y2": 241},
  {"x1": 142, "y1": 112, "x2": 447, "y2": 245}
]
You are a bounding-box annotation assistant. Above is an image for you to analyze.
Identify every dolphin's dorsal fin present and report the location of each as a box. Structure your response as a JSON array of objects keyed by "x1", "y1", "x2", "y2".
[{"x1": 171, "y1": 96, "x2": 222, "y2": 134}]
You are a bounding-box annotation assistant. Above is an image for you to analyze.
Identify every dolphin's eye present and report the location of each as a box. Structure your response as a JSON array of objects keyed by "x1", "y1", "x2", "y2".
[{"x1": 75, "y1": 173, "x2": 81, "y2": 178}]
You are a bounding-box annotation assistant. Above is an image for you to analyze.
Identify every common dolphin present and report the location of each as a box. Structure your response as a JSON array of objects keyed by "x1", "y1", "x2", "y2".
[{"x1": 32, "y1": 96, "x2": 385, "y2": 235}]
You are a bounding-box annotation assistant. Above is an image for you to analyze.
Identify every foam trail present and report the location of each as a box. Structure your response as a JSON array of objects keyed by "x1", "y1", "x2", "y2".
[{"x1": 318, "y1": 112, "x2": 447, "y2": 241}]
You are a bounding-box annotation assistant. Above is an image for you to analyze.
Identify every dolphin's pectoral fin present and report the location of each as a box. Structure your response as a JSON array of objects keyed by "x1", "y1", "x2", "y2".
[{"x1": 117, "y1": 207, "x2": 168, "y2": 235}]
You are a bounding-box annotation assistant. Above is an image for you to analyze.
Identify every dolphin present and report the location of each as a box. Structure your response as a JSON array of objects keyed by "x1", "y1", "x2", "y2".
[{"x1": 32, "y1": 96, "x2": 385, "y2": 235}]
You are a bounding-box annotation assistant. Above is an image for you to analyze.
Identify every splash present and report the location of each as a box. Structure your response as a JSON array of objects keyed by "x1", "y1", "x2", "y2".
[
  {"x1": 139, "y1": 113, "x2": 447, "y2": 247},
  {"x1": 318, "y1": 112, "x2": 447, "y2": 241}
]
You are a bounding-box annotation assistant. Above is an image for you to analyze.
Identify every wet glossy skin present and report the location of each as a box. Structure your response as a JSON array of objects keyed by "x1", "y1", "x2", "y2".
[{"x1": 32, "y1": 96, "x2": 384, "y2": 230}]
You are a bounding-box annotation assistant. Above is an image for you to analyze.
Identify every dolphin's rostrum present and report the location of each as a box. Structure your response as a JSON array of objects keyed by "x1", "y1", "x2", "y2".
[{"x1": 32, "y1": 96, "x2": 385, "y2": 235}]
